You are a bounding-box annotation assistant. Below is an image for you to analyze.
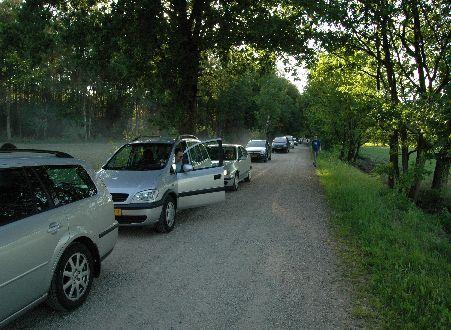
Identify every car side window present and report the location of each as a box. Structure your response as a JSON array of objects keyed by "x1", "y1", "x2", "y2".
[
  {"x1": 38, "y1": 165, "x2": 97, "y2": 207},
  {"x1": 238, "y1": 147, "x2": 243, "y2": 159},
  {"x1": 0, "y1": 168, "x2": 51, "y2": 226}
]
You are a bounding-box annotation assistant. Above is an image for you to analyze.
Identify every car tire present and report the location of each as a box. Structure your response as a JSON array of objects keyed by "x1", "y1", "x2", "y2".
[
  {"x1": 244, "y1": 169, "x2": 252, "y2": 182},
  {"x1": 232, "y1": 173, "x2": 239, "y2": 191},
  {"x1": 156, "y1": 196, "x2": 177, "y2": 233},
  {"x1": 48, "y1": 242, "x2": 94, "y2": 311}
]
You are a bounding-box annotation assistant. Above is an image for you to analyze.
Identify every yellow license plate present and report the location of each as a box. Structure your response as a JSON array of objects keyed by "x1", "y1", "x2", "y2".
[{"x1": 114, "y1": 208, "x2": 122, "y2": 217}]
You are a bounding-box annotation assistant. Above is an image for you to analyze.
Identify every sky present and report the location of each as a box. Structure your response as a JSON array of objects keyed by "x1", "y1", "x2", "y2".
[{"x1": 276, "y1": 56, "x2": 308, "y2": 92}]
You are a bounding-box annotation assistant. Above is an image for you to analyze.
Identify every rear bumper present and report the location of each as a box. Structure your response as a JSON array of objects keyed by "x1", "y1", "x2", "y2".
[{"x1": 114, "y1": 203, "x2": 163, "y2": 226}]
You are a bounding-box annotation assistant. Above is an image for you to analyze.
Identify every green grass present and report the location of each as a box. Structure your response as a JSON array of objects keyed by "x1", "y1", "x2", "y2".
[{"x1": 317, "y1": 153, "x2": 451, "y2": 328}]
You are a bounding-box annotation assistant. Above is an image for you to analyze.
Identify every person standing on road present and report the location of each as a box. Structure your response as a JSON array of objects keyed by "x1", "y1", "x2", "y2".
[{"x1": 312, "y1": 136, "x2": 321, "y2": 167}]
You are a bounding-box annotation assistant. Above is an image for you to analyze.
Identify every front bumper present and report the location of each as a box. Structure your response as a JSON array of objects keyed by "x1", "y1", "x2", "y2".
[
  {"x1": 249, "y1": 152, "x2": 266, "y2": 160},
  {"x1": 224, "y1": 176, "x2": 234, "y2": 187},
  {"x1": 272, "y1": 145, "x2": 287, "y2": 150},
  {"x1": 114, "y1": 202, "x2": 163, "y2": 226}
]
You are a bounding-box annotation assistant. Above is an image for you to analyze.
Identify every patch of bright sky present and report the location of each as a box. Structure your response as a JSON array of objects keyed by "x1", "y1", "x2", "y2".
[{"x1": 276, "y1": 56, "x2": 308, "y2": 93}]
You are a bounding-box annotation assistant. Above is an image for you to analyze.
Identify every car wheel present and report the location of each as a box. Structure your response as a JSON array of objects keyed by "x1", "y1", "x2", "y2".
[
  {"x1": 244, "y1": 169, "x2": 252, "y2": 182},
  {"x1": 48, "y1": 242, "x2": 94, "y2": 311},
  {"x1": 232, "y1": 173, "x2": 239, "y2": 191},
  {"x1": 156, "y1": 196, "x2": 176, "y2": 233}
]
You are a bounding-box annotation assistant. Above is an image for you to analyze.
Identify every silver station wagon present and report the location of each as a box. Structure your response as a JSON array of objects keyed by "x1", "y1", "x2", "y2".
[
  {"x1": 0, "y1": 149, "x2": 118, "y2": 327},
  {"x1": 207, "y1": 144, "x2": 251, "y2": 191},
  {"x1": 97, "y1": 135, "x2": 225, "y2": 232}
]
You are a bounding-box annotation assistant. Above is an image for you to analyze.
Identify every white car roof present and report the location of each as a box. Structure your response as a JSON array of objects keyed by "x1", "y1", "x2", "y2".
[{"x1": 0, "y1": 151, "x2": 89, "y2": 169}]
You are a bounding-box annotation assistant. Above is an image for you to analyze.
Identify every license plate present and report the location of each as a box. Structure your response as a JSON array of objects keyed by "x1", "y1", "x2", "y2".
[{"x1": 114, "y1": 208, "x2": 122, "y2": 216}]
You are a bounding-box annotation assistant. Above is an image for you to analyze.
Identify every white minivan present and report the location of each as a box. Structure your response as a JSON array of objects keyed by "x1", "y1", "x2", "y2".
[{"x1": 0, "y1": 149, "x2": 118, "y2": 327}]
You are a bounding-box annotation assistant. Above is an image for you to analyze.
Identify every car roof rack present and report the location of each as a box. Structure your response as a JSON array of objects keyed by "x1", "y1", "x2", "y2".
[
  {"x1": 177, "y1": 134, "x2": 199, "y2": 140},
  {"x1": 0, "y1": 149, "x2": 73, "y2": 158}
]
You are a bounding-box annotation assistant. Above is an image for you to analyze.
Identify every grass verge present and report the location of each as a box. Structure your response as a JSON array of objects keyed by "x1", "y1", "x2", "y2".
[{"x1": 317, "y1": 152, "x2": 450, "y2": 328}]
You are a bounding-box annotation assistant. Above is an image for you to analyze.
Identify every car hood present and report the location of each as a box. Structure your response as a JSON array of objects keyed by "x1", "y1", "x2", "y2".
[
  {"x1": 97, "y1": 168, "x2": 163, "y2": 193},
  {"x1": 246, "y1": 147, "x2": 265, "y2": 152}
]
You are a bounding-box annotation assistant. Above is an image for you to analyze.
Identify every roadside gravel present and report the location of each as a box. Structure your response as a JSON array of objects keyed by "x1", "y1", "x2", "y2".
[{"x1": 8, "y1": 145, "x2": 357, "y2": 329}]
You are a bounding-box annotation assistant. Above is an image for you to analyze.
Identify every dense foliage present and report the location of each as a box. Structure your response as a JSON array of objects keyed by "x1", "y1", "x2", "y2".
[{"x1": 0, "y1": 0, "x2": 310, "y2": 142}]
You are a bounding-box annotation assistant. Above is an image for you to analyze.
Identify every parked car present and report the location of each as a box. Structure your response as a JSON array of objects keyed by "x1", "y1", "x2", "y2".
[
  {"x1": 272, "y1": 136, "x2": 290, "y2": 153},
  {"x1": 245, "y1": 140, "x2": 271, "y2": 162},
  {"x1": 0, "y1": 149, "x2": 118, "y2": 327},
  {"x1": 286, "y1": 135, "x2": 295, "y2": 148},
  {"x1": 207, "y1": 144, "x2": 251, "y2": 191},
  {"x1": 97, "y1": 135, "x2": 225, "y2": 232},
  {"x1": 293, "y1": 137, "x2": 299, "y2": 146}
]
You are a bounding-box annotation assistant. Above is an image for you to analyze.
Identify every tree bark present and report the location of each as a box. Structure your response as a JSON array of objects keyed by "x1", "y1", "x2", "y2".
[
  {"x1": 388, "y1": 130, "x2": 400, "y2": 188},
  {"x1": 380, "y1": 8, "x2": 400, "y2": 187},
  {"x1": 409, "y1": 133, "x2": 427, "y2": 200},
  {"x1": 432, "y1": 140, "x2": 450, "y2": 190},
  {"x1": 6, "y1": 101, "x2": 11, "y2": 140},
  {"x1": 400, "y1": 124, "x2": 409, "y2": 173}
]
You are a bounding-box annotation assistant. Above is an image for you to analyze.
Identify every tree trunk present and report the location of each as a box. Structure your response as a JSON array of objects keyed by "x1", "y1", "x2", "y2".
[
  {"x1": 6, "y1": 101, "x2": 11, "y2": 140},
  {"x1": 400, "y1": 124, "x2": 409, "y2": 173},
  {"x1": 388, "y1": 130, "x2": 399, "y2": 188},
  {"x1": 409, "y1": 134, "x2": 427, "y2": 200},
  {"x1": 83, "y1": 94, "x2": 88, "y2": 141},
  {"x1": 381, "y1": 8, "x2": 400, "y2": 188},
  {"x1": 432, "y1": 145, "x2": 450, "y2": 190}
]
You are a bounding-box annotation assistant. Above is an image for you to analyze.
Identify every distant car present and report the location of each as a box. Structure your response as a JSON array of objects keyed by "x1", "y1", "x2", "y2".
[
  {"x1": 207, "y1": 144, "x2": 251, "y2": 191},
  {"x1": 293, "y1": 138, "x2": 299, "y2": 146},
  {"x1": 286, "y1": 135, "x2": 295, "y2": 148},
  {"x1": 0, "y1": 149, "x2": 118, "y2": 327},
  {"x1": 272, "y1": 136, "x2": 290, "y2": 153},
  {"x1": 97, "y1": 135, "x2": 225, "y2": 231},
  {"x1": 245, "y1": 140, "x2": 271, "y2": 162}
]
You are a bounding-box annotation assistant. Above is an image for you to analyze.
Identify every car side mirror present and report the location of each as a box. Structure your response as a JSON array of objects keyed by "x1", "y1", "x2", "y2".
[
  {"x1": 170, "y1": 163, "x2": 176, "y2": 174},
  {"x1": 183, "y1": 164, "x2": 193, "y2": 172}
]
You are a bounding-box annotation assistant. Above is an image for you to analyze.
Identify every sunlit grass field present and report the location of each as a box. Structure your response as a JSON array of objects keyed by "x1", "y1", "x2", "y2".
[
  {"x1": 360, "y1": 145, "x2": 450, "y2": 192},
  {"x1": 317, "y1": 153, "x2": 451, "y2": 328}
]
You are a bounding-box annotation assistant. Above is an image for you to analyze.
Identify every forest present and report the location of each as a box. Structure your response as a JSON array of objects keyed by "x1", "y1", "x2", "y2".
[{"x1": 1, "y1": 0, "x2": 450, "y2": 198}]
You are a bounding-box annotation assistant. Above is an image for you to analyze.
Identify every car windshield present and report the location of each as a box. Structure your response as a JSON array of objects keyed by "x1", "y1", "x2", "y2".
[
  {"x1": 246, "y1": 141, "x2": 265, "y2": 147},
  {"x1": 274, "y1": 137, "x2": 286, "y2": 143},
  {"x1": 207, "y1": 146, "x2": 236, "y2": 161},
  {"x1": 104, "y1": 143, "x2": 173, "y2": 171}
]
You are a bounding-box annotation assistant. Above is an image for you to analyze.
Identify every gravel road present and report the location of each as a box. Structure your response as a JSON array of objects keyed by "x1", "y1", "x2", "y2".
[{"x1": 8, "y1": 145, "x2": 356, "y2": 329}]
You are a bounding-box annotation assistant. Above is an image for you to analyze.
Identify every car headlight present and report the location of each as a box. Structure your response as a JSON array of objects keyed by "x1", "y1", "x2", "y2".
[
  {"x1": 131, "y1": 189, "x2": 158, "y2": 203},
  {"x1": 260, "y1": 150, "x2": 266, "y2": 154},
  {"x1": 223, "y1": 169, "x2": 228, "y2": 176}
]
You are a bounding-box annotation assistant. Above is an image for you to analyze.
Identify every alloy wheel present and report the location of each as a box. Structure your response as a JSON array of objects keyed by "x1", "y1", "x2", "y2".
[{"x1": 62, "y1": 252, "x2": 90, "y2": 302}]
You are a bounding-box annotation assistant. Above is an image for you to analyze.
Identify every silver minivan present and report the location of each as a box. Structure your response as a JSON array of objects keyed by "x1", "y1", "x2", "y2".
[
  {"x1": 0, "y1": 149, "x2": 118, "y2": 327},
  {"x1": 97, "y1": 135, "x2": 225, "y2": 232}
]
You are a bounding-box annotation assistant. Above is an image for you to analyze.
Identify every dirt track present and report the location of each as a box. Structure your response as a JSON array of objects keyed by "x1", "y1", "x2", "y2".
[{"x1": 9, "y1": 145, "x2": 356, "y2": 329}]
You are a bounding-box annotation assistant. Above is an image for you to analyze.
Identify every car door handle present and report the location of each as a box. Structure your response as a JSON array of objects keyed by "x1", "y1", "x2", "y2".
[
  {"x1": 47, "y1": 222, "x2": 61, "y2": 234},
  {"x1": 214, "y1": 174, "x2": 221, "y2": 180}
]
